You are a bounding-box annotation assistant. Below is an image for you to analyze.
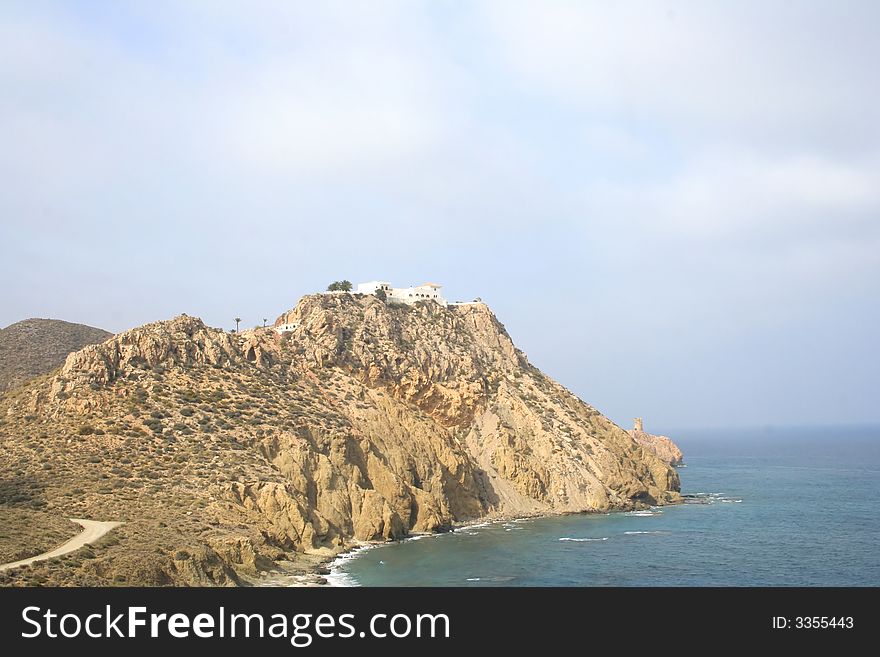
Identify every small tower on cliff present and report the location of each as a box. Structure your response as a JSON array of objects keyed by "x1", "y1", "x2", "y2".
[{"x1": 634, "y1": 417, "x2": 644, "y2": 433}]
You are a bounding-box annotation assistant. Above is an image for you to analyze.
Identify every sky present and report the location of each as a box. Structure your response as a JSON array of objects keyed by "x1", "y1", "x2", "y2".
[{"x1": 1, "y1": 1, "x2": 878, "y2": 431}]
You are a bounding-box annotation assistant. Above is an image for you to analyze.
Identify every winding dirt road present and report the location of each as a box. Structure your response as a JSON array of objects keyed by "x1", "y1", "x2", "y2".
[{"x1": 0, "y1": 518, "x2": 122, "y2": 571}]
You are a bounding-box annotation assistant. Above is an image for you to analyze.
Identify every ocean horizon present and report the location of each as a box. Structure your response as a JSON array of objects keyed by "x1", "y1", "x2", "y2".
[{"x1": 328, "y1": 425, "x2": 880, "y2": 586}]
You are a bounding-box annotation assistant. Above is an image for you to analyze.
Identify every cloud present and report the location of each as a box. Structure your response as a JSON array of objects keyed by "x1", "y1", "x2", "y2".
[
  {"x1": 1, "y1": 1, "x2": 879, "y2": 425},
  {"x1": 580, "y1": 149, "x2": 880, "y2": 242},
  {"x1": 212, "y1": 54, "x2": 440, "y2": 177},
  {"x1": 479, "y1": 1, "x2": 880, "y2": 153},
  {"x1": 0, "y1": 2, "x2": 450, "y2": 198}
]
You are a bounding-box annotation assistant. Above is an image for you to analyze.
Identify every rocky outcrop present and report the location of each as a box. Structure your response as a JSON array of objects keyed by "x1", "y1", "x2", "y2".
[
  {"x1": 628, "y1": 420, "x2": 684, "y2": 466},
  {"x1": 272, "y1": 294, "x2": 680, "y2": 513},
  {"x1": 57, "y1": 315, "x2": 245, "y2": 389},
  {"x1": 0, "y1": 293, "x2": 681, "y2": 586},
  {"x1": 170, "y1": 545, "x2": 240, "y2": 586}
]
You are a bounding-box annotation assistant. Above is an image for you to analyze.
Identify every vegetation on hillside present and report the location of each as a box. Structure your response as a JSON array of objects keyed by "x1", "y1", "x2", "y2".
[{"x1": 0, "y1": 319, "x2": 112, "y2": 392}]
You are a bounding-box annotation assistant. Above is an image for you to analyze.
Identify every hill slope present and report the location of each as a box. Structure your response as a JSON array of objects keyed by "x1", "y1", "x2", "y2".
[
  {"x1": 0, "y1": 295, "x2": 680, "y2": 586},
  {"x1": 0, "y1": 319, "x2": 113, "y2": 393}
]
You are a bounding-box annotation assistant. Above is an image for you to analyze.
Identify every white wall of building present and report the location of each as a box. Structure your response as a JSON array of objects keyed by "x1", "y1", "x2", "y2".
[
  {"x1": 356, "y1": 281, "x2": 392, "y2": 295},
  {"x1": 272, "y1": 322, "x2": 299, "y2": 333},
  {"x1": 388, "y1": 284, "x2": 446, "y2": 305},
  {"x1": 353, "y1": 281, "x2": 447, "y2": 306}
]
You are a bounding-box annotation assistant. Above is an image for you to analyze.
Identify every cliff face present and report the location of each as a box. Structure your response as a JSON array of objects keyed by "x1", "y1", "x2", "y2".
[{"x1": 0, "y1": 294, "x2": 679, "y2": 586}]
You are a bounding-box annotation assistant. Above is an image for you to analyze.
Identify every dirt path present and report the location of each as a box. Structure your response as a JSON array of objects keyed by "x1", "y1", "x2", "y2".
[{"x1": 0, "y1": 518, "x2": 122, "y2": 571}]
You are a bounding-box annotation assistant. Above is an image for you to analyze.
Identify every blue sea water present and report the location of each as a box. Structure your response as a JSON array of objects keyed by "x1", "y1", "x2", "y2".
[{"x1": 331, "y1": 426, "x2": 880, "y2": 586}]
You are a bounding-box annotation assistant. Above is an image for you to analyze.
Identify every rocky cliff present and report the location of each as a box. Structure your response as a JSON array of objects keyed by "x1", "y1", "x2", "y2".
[
  {"x1": 0, "y1": 294, "x2": 680, "y2": 586},
  {"x1": 629, "y1": 427, "x2": 684, "y2": 466}
]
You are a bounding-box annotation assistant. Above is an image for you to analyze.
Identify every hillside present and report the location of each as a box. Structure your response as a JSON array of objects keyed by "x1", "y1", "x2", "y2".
[
  {"x1": 0, "y1": 319, "x2": 113, "y2": 393},
  {"x1": 0, "y1": 294, "x2": 680, "y2": 586}
]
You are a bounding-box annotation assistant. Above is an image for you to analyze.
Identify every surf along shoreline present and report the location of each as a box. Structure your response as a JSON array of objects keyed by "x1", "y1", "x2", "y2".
[{"x1": 283, "y1": 502, "x2": 678, "y2": 587}]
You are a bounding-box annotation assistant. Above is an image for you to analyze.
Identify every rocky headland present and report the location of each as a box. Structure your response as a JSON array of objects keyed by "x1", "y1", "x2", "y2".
[
  {"x1": 0, "y1": 293, "x2": 682, "y2": 586},
  {"x1": 628, "y1": 419, "x2": 685, "y2": 466}
]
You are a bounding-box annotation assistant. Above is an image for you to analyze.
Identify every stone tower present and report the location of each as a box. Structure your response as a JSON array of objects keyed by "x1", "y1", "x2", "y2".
[{"x1": 634, "y1": 417, "x2": 644, "y2": 433}]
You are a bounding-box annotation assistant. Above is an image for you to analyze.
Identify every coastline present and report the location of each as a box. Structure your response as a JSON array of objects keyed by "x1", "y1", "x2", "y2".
[
  {"x1": 284, "y1": 501, "x2": 681, "y2": 587},
  {"x1": 260, "y1": 512, "x2": 549, "y2": 587}
]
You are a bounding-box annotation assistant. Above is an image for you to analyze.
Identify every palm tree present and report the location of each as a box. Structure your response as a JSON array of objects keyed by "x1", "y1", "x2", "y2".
[{"x1": 234, "y1": 317, "x2": 241, "y2": 333}]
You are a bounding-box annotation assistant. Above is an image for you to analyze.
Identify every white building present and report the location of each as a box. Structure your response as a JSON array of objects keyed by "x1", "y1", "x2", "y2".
[
  {"x1": 356, "y1": 281, "x2": 393, "y2": 295},
  {"x1": 272, "y1": 322, "x2": 299, "y2": 334},
  {"x1": 355, "y1": 281, "x2": 447, "y2": 306}
]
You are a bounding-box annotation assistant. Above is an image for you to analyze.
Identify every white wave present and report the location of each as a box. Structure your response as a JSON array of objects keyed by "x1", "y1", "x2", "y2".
[
  {"x1": 324, "y1": 570, "x2": 359, "y2": 587},
  {"x1": 324, "y1": 544, "x2": 378, "y2": 587},
  {"x1": 684, "y1": 492, "x2": 743, "y2": 505},
  {"x1": 559, "y1": 537, "x2": 609, "y2": 542},
  {"x1": 331, "y1": 544, "x2": 377, "y2": 563},
  {"x1": 624, "y1": 531, "x2": 663, "y2": 535},
  {"x1": 465, "y1": 577, "x2": 482, "y2": 581},
  {"x1": 455, "y1": 521, "x2": 491, "y2": 533},
  {"x1": 624, "y1": 510, "x2": 661, "y2": 517}
]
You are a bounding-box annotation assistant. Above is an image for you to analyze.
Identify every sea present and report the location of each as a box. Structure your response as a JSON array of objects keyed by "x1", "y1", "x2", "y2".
[{"x1": 327, "y1": 426, "x2": 880, "y2": 586}]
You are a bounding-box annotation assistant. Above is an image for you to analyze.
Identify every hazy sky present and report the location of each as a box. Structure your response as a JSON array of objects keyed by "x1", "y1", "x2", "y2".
[{"x1": 2, "y1": 1, "x2": 878, "y2": 431}]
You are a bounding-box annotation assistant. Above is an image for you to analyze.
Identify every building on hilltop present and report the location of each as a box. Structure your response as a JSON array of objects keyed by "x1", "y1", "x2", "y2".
[
  {"x1": 272, "y1": 322, "x2": 299, "y2": 334},
  {"x1": 355, "y1": 281, "x2": 447, "y2": 306},
  {"x1": 356, "y1": 281, "x2": 392, "y2": 295}
]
